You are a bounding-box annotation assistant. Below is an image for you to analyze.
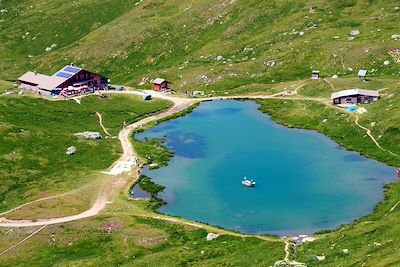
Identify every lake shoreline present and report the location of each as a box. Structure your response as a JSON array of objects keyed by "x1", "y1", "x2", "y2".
[{"x1": 131, "y1": 99, "x2": 397, "y2": 237}]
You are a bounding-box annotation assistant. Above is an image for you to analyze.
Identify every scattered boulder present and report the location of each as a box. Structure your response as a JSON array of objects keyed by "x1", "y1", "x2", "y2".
[
  {"x1": 332, "y1": 74, "x2": 339, "y2": 79},
  {"x1": 66, "y1": 146, "x2": 76, "y2": 155},
  {"x1": 384, "y1": 60, "x2": 390, "y2": 65},
  {"x1": 349, "y1": 30, "x2": 360, "y2": 37},
  {"x1": 206, "y1": 233, "x2": 219, "y2": 241},
  {"x1": 391, "y1": 34, "x2": 400, "y2": 41},
  {"x1": 216, "y1": 55, "x2": 224, "y2": 61},
  {"x1": 149, "y1": 163, "x2": 159, "y2": 169},
  {"x1": 45, "y1": 44, "x2": 57, "y2": 52},
  {"x1": 316, "y1": 255, "x2": 326, "y2": 261},
  {"x1": 74, "y1": 131, "x2": 102, "y2": 140},
  {"x1": 374, "y1": 242, "x2": 382, "y2": 247},
  {"x1": 243, "y1": 47, "x2": 253, "y2": 53},
  {"x1": 343, "y1": 249, "x2": 349, "y2": 254},
  {"x1": 192, "y1": 91, "x2": 205, "y2": 96},
  {"x1": 264, "y1": 60, "x2": 276, "y2": 67}
]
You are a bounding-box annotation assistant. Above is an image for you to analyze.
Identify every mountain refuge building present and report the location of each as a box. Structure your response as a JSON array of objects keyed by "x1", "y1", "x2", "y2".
[
  {"x1": 331, "y1": 89, "x2": 379, "y2": 105},
  {"x1": 18, "y1": 65, "x2": 109, "y2": 96}
]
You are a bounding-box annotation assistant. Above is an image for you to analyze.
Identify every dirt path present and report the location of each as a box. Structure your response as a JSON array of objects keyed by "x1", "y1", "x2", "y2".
[
  {"x1": 133, "y1": 213, "x2": 277, "y2": 242},
  {"x1": 95, "y1": 111, "x2": 112, "y2": 137},
  {"x1": 355, "y1": 116, "x2": 384, "y2": 150},
  {"x1": 324, "y1": 78, "x2": 335, "y2": 90},
  {"x1": 284, "y1": 240, "x2": 291, "y2": 262},
  {"x1": 0, "y1": 181, "x2": 98, "y2": 217},
  {"x1": 0, "y1": 92, "x2": 197, "y2": 228},
  {"x1": 0, "y1": 90, "x2": 331, "y2": 228},
  {"x1": 0, "y1": 90, "x2": 321, "y2": 260},
  {"x1": 354, "y1": 116, "x2": 398, "y2": 157},
  {"x1": 0, "y1": 195, "x2": 108, "y2": 227},
  {"x1": 390, "y1": 201, "x2": 400, "y2": 212},
  {"x1": 0, "y1": 194, "x2": 70, "y2": 217},
  {"x1": 0, "y1": 225, "x2": 47, "y2": 256}
]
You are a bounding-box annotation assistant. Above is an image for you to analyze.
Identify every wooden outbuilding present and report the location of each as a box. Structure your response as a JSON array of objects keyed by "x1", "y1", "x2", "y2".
[
  {"x1": 153, "y1": 78, "x2": 171, "y2": 91},
  {"x1": 331, "y1": 89, "x2": 379, "y2": 105}
]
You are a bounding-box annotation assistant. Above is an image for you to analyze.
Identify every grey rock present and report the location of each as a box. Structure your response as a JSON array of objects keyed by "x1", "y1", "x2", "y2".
[
  {"x1": 350, "y1": 30, "x2": 360, "y2": 36},
  {"x1": 74, "y1": 131, "x2": 102, "y2": 140},
  {"x1": 66, "y1": 146, "x2": 76, "y2": 155},
  {"x1": 391, "y1": 34, "x2": 400, "y2": 41}
]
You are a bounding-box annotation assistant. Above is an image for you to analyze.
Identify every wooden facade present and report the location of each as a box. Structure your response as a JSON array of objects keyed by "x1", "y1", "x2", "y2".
[
  {"x1": 332, "y1": 94, "x2": 379, "y2": 105},
  {"x1": 331, "y1": 89, "x2": 379, "y2": 105},
  {"x1": 18, "y1": 66, "x2": 109, "y2": 95},
  {"x1": 153, "y1": 78, "x2": 171, "y2": 91}
]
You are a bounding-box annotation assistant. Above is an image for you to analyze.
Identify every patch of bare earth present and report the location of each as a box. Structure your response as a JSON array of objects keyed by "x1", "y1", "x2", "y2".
[{"x1": 133, "y1": 228, "x2": 169, "y2": 248}]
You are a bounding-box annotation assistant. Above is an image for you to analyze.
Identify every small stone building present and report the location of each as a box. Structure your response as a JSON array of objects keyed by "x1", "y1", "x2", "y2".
[{"x1": 311, "y1": 70, "x2": 320, "y2": 80}]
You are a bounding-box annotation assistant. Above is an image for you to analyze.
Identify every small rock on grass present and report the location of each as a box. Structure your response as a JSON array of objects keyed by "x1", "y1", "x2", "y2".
[
  {"x1": 350, "y1": 30, "x2": 360, "y2": 36},
  {"x1": 391, "y1": 34, "x2": 400, "y2": 41},
  {"x1": 206, "y1": 233, "x2": 219, "y2": 241},
  {"x1": 316, "y1": 255, "x2": 326, "y2": 261}
]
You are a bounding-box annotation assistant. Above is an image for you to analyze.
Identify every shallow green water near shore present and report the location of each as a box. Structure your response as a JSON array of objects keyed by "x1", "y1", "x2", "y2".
[{"x1": 135, "y1": 100, "x2": 396, "y2": 236}]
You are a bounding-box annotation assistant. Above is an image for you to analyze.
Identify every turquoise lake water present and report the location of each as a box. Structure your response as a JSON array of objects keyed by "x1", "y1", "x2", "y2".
[{"x1": 135, "y1": 100, "x2": 396, "y2": 236}]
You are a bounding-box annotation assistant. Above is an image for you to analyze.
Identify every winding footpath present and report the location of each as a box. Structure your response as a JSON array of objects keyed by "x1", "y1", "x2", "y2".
[
  {"x1": 354, "y1": 116, "x2": 398, "y2": 157},
  {"x1": 96, "y1": 111, "x2": 112, "y2": 137},
  {"x1": 0, "y1": 90, "x2": 310, "y2": 263},
  {"x1": 0, "y1": 91, "x2": 197, "y2": 228},
  {"x1": 0, "y1": 89, "x2": 367, "y2": 229}
]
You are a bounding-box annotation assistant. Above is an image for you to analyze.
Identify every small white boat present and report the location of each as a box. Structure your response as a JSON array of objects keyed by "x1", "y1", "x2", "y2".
[{"x1": 242, "y1": 177, "x2": 256, "y2": 187}]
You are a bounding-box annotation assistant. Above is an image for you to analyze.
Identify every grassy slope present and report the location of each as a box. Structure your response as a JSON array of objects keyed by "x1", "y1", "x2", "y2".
[
  {"x1": 0, "y1": 213, "x2": 284, "y2": 267},
  {"x1": 0, "y1": 94, "x2": 171, "y2": 212},
  {"x1": 0, "y1": 80, "x2": 15, "y2": 94},
  {"x1": 257, "y1": 98, "x2": 400, "y2": 167},
  {"x1": 256, "y1": 96, "x2": 400, "y2": 266},
  {"x1": 295, "y1": 76, "x2": 400, "y2": 163},
  {"x1": 0, "y1": 0, "x2": 400, "y2": 265},
  {"x1": 1, "y1": 0, "x2": 399, "y2": 95}
]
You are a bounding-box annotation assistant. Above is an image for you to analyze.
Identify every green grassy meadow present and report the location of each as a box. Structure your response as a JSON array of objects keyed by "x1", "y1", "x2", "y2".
[
  {"x1": 1, "y1": 0, "x2": 399, "y2": 95},
  {"x1": 255, "y1": 96, "x2": 400, "y2": 266},
  {"x1": 0, "y1": 211, "x2": 284, "y2": 266},
  {"x1": 0, "y1": 94, "x2": 171, "y2": 212},
  {"x1": 1, "y1": 0, "x2": 400, "y2": 265}
]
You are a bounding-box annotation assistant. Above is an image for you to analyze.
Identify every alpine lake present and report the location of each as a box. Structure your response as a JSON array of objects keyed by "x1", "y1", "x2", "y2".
[{"x1": 133, "y1": 100, "x2": 396, "y2": 236}]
